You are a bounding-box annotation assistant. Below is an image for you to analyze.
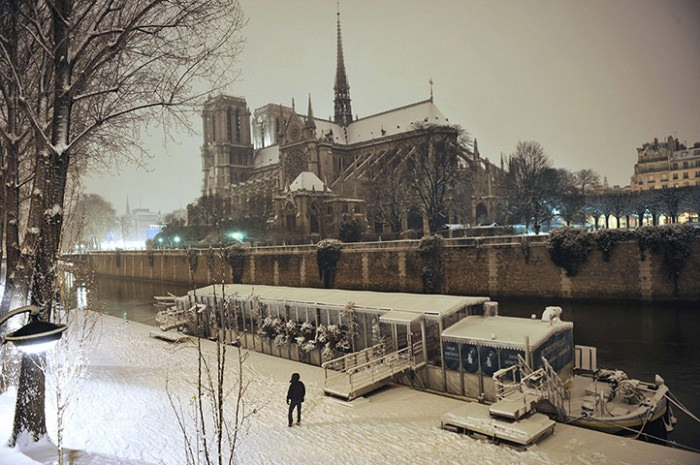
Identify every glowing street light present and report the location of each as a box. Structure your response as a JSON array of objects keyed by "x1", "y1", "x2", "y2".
[
  {"x1": 227, "y1": 231, "x2": 246, "y2": 243},
  {"x1": 173, "y1": 236, "x2": 181, "y2": 245},
  {"x1": 1, "y1": 305, "x2": 67, "y2": 354}
]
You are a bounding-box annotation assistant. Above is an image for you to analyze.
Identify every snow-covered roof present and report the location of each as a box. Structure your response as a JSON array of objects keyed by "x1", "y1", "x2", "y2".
[
  {"x1": 253, "y1": 145, "x2": 280, "y2": 168},
  {"x1": 188, "y1": 284, "x2": 489, "y2": 318},
  {"x1": 305, "y1": 99, "x2": 450, "y2": 146},
  {"x1": 441, "y1": 315, "x2": 573, "y2": 349},
  {"x1": 346, "y1": 100, "x2": 448, "y2": 145},
  {"x1": 289, "y1": 172, "x2": 328, "y2": 192},
  {"x1": 379, "y1": 310, "x2": 424, "y2": 324}
]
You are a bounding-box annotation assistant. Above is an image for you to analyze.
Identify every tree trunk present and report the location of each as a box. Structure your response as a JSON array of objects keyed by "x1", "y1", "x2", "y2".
[
  {"x1": 12, "y1": 0, "x2": 73, "y2": 444},
  {"x1": 10, "y1": 354, "x2": 47, "y2": 446}
]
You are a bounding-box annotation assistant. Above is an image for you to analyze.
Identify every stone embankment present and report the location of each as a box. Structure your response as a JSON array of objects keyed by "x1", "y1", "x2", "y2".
[{"x1": 66, "y1": 235, "x2": 700, "y2": 303}]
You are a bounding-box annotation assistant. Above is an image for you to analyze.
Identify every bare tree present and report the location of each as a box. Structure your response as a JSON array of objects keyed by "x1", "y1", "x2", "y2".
[
  {"x1": 45, "y1": 306, "x2": 101, "y2": 465},
  {"x1": 62, "y1": 193, "x2": 117, "y2": 251},
  {"x1": 167, "y1": 226, "x2": 259, "y2": 465},
  {"x1": 654, "y1": 186, "x2": 687, "y2": 224},
  {"x1": 574, "y1": 169, "x2": 601, "y2": 194},
  {"x1": 555, "y1": 169, "x2": 586, "y2": 226},
  {"x1": 504, "y1": 141, "x2": 558, "y2": 234},
  {"x1": 682, "y1": 185, "x2": 700, "y2": 221},
  {"x1": 365, "y1": 156, "x2": 411, "y2": 234},
  {"x1": 0, "y1": 0, "x2": 246, "y2": 446},
  {"x1": 400, "y1": 124, "x2": 470, "y2": 233}
]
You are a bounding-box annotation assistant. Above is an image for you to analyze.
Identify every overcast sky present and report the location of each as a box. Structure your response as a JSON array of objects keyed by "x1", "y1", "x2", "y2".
[{"x1": 83, "y1": 0, "x2": 700, "y2": 215}]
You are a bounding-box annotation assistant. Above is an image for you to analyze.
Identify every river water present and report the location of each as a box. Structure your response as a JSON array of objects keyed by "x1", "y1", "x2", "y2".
[{"x1": 69, "y1": 276, "x2": 700, "y2": 452}]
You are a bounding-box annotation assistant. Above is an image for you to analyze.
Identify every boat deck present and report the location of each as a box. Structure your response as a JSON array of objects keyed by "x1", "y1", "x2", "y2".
[{"x1": 441, "y1": 402, "x2": 556, "y2": 448}]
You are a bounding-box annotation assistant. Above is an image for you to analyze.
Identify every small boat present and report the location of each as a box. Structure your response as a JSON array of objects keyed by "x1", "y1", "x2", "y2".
[
  {"x1": 440, "y1": 305, "x2": 675, "y2": 443},
  {"x1": 563, "y1": 368, "x2": 674, "y2": 437}
]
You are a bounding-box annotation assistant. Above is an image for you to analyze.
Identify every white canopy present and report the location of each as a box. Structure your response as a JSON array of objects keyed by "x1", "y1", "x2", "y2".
[
  {"x1": 441, "y1": 315, "x2": 573, "y2": 350},
  {"x1": 188, "y1": 284, "x2": 489, "y2": 318}
]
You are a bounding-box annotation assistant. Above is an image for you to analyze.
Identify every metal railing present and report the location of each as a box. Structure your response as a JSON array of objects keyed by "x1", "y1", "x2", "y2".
[
  {"x1": 323, "y1": 341, "x2": 423, "y2": 400},
  {"x1": 575, "y1": 345, "x2": 597, "y2": 371}
]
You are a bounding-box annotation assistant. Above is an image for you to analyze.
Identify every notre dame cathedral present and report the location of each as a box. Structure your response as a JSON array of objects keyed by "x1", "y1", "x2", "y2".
[{"x1": 188, "y1": 12, "x2": 505, "y2": 243}]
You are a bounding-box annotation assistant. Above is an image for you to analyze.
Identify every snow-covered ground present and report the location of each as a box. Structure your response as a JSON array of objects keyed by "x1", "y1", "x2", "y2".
[{"x1": 1, "y1": 313, "x2": 698, "y2": 465}]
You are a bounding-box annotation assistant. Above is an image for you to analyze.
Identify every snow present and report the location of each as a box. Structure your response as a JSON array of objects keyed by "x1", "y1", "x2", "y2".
[
  {"x1": 44, "y1": 204, "x2": 63, "y2": 218},
  {"x1": 1, "y1": 313, "x2": 698, "y2": 465}
]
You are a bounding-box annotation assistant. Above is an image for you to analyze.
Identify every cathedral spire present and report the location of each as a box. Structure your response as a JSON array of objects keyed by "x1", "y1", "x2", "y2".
[
  {"x1": 306, "y1": 94, "x2": 316, "y2": 129},
  {"x1": 334, "y1": 2, "x2": 352, "y2": 127}
]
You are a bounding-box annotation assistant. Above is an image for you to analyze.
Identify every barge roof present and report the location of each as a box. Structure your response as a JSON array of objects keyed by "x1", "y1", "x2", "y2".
[
  {"x1": 188, "y1": 284, "x2": 489, "y2": 317},
  {"x1": 441, "y1": 315, "x2": 573, "y2": 349}
]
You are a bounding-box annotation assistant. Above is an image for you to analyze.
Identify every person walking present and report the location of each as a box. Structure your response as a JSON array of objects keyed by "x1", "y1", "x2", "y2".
[{"x1": 286, "y1": 373, "x2": 305, "y2": 427}]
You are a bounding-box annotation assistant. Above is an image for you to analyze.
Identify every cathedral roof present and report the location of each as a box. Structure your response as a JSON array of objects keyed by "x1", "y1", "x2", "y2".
[
  {"x1": 346, "y1": 99, "x2": 449, "y2": 144},
  {"x1": 308, "y1": 99, "x2": 450, "y2": 145},
  {"x1": 289, "y1": 171, "x2": 328, "y2": 193},
  {"x1": 253, "y1": 145, "x2": 279, "y2": 168}
]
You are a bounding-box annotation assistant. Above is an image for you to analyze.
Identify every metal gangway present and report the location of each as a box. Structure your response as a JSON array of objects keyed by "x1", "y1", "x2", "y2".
[
  {"x1": 490, "y1": 355, "x2": 570, "y2": 421},
  {"x1": 322, "y1": 341, "x2": 425, "y2": 401}
]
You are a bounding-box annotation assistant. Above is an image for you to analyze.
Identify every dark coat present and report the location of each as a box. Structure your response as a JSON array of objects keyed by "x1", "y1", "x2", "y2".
[{"x1": 287, "y1": 373, "x2": 305, "y2": 403}]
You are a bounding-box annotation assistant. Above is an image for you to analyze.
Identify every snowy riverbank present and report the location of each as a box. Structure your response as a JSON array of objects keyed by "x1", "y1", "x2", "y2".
[{"x1": 1, "y1": 313, "x2": 698, "y2": 464}]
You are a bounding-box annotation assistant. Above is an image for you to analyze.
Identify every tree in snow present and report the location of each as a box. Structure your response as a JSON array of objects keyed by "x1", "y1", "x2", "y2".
[
  {"x1": 504, "y1": 141, "x2": 559, "y2": 234},
  {"x1": 62, "y1": 193, "x2": 117, "y2": 251},
  {"x1": 0, "y1": 0, "x2": 246, "y2": 447},
  {"x1": 399, "y1": 124, "x2": 471, "y2": 234},
  {"x1": 44, "y1": 305, "x2": 101, "y2": 465},
  {"x1": 171, "y1": 225, "x2": 258, "y2": 465}
]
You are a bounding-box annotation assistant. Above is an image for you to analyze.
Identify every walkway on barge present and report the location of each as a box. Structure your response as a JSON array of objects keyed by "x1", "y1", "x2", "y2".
[{"x1": 322, "y1": 342, "x2": 425, "y2": 401}]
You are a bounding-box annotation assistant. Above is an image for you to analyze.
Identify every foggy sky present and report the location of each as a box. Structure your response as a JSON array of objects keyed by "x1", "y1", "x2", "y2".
[{"x1": 83, "y1": 0, "x2": 700, "y2": 216}]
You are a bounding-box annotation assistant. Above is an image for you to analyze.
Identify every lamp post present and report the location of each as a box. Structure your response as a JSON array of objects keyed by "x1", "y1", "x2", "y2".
[
  {"x1": 2, "y1": 305, "x2": 67, "y2": 446},
  {"x1": 1, "y1": 304, "x2": 67, "y2": 353}
]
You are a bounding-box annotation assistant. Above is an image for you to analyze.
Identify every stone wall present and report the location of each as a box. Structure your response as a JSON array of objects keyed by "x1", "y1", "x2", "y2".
[{"x1": 69, "y1": 235, "x2": 700, "y2": 302}]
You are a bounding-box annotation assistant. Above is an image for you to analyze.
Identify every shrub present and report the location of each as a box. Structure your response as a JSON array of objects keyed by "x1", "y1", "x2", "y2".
[
  {"x1": 317, "y1": 239, "x2": 342, "y2": 288},
  {"x1": 418, "y1": 235, "x2": 445, "y2": 293},
  {"x1": 225, "y1": 245, "x2": 245, "y2": 283},
  {"x1": 338, "y1": 216, "x2": 365, "y2": 242},
  {"x1": 636, "y1": 224, "x2": 695, "y2": 292},
  {"x1": 593, "y1": 229, "x2": 634, "y2": 261},
  {"x1": 547, "y1": 227, "x2": 593, "y2": 277}
]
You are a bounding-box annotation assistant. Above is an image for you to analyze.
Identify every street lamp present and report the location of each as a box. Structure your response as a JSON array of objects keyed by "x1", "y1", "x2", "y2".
[{"x1": 1, "y1": 305, "x2": 67, "y2": 354}]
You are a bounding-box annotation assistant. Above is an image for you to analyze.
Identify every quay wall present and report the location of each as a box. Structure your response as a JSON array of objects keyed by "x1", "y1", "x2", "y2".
[{"x1": 69, "y1": 236, "x2": 700, "y2": 303}]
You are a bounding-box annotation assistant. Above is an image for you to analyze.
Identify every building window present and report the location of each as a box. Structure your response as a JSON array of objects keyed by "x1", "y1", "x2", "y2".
[
  {"x1": 683, "y1": 161, "x2": 689, "y2": 169},
  {"x1": 235, "y1": 109, "x2": 241, "y2": 143},
  {"x1": 672, "y1": 162, "x2": 678, "y2": 170},
  {"x1": 683, "y1": 172, "x2": 689, "y2": 179},
  {"x1": 647, "y1": 175, "x2": 654, "y2": 183},
  {"x1": 672, "y1": 173, "x2": 678, "y2": 180},
  {"x1": 226, "y1": 108, "x2": 233, "y2": 143}
]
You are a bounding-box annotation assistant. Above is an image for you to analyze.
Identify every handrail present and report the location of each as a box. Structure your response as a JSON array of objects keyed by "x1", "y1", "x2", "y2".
[
  {"x1": 324, "y1": 341, "x2": 423, "y2": 399},
  {"x1": 322, "y1": 342, "x2": 385, "y2": 371}
]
